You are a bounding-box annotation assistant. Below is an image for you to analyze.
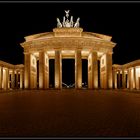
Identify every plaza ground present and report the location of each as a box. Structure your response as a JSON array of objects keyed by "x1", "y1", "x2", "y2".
[{"x1": 0, "y1": 89, "x2": 140, "y2": 137}]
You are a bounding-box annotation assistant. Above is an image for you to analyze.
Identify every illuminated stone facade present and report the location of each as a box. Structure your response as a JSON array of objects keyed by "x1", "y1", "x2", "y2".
[
  {"x1": 0, "y1": 11, "x2": 140, "y2": 90},
  {"x1": 20, "y1": 10, "x2": 138, "y2": 90},
  {"x1": 113, "y1": 60, "x2": 140, "y2": 90},
  {"x1": 20, "y1": 27, "x2": 115, "y2": 89},
  {"x1": 20, "y1": 10, "x2": 116, "y2": 89},
  {"x1": 0, "y1": 61, "x2": 24, "y2": 90}
]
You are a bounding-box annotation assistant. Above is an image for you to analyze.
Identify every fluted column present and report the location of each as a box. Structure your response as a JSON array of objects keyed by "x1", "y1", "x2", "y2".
[
  {"x1": 88, "y1": 54, "x2": 92, "y2": 89},
  {"x1": 7, "y1": 69, "x2": 9, "y2": 89},
  {"x1": 114, "y1": 70, "x2": 117, "y2": 89},
  {"x1": 11, "y1": 69, "x2": 15, "y2": 89},
  {"x1": 89, "y1": 51, "x2": 98, "y2": 89},
  {"x1": 0, "y1": 67, "x2": 2, "y2": 89},
  {"x1": 46, "y1": 55, "x2": 49, "y2": 89},
  {"x1": 39, "y1": 51, "x2": 45, "y2": 89},
  {"x1": 127, "y1": 69, "x2": 129, "y2": 89},
  {"x1": 1, "y1": 67, "x2": 3, "y2": 89},
  {"x1": 16, "y1": 70, "x2": 19, "y2": 89},
  {"x1": 39, "y1": 51, "x2": 50, "y2": 89},
  {"x1": 118, "y1": 70, "x2": 121, "y2": 89},
  {"x1": 75, "y1": 49, "x2": 82, "y2": 89},
  {"x1": 5, "y1": 68, "x2": 9, "y2": 90},
  {"x1": 20, "y1": 70, "x2": 23, "y2": 89},
  {"x1": 128, "y1": 69, "x2": 131, "y2": 89},
  {"x1": 112, "y1": 69, "x2": 115, "y2": 88},
  {"x1": 2, "y1": 69, "x2": 5, "y2": 89},
  {"x1": 133, "y1": 67, "x2": 136, "y2": 89},
  {"x1": 122, "y1": 69, "x2": 126, "y2": 89},
  {"x1": 55, "y1": 50, "x2": 62, "y2": 89},
  {"x1": 24, "y1": 53, "x2": 31, "y2": 89},
  {"x1": 106, "y1": 53, "x2": 113, "y2": 89}
]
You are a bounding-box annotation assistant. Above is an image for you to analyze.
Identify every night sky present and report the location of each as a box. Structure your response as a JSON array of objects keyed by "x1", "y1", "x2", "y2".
[{"x1": 0, "y1": 1, "x2": 139, "y2": 85}]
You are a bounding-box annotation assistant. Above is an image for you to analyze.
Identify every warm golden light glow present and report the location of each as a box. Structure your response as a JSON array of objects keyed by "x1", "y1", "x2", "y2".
[
  {"x1": 33, "y1": 52, "x2": 39, "y2": 57},
  {"x1": 0, "y1": 23, "x2": 139, "y2": 90},
  {"x1": 61, "y1": 50, "x2": 75, "y2": 54},
  {"x1": 81, "y1": 50, "x2": 90, "y2": 56},
  {"x1": 47, "y1": 51, "x2": 55, "y2": 56},
  {"x1": 136, "y1": 67, "x2": 140, "y2": 75}
]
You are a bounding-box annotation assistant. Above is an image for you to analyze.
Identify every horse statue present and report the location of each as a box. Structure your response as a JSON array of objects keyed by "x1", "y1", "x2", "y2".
[
  {"x1": 74, "y1": 17, "x2": 80, "y2": 28},
  {"x1": 62, "y1": 16, "x2": 66, "y2": 27},
  {"x1": 56, "y1": 10, "x2": 80, "y2": 28},
  {"x1": 56, "y1": 18, "x2": 62, "y2": 28},
  {"x1": 70, "y1": 16, "x2": 74, "y2": 27}
]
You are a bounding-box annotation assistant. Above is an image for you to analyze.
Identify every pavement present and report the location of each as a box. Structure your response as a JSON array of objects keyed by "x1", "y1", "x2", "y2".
[{"x1": 0, "y1": 89, "x2": 140, "y2": 137}]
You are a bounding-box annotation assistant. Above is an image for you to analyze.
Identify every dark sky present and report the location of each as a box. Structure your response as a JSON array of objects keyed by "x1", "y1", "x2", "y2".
[{"x1": 0, "y1": 1, "x2": 139, "y2": 66}]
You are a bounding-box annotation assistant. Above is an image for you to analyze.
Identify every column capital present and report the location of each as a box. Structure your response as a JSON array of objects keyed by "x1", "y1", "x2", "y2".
[
  {"x1": 90, "y1": 50, "x2": 97, "y2": 53},
  {"x1": 54, "y1": 48, "x2": 61, "y2": 51},
  {"x1": 39, "y1": 50, "x2": 45, "y2": 53},
  {"x1": 76, "y1": 48, "x2": 82, "y2": 51},
  {"x1": 135, "y1": 66, "x2": 140, "y2": 68}
]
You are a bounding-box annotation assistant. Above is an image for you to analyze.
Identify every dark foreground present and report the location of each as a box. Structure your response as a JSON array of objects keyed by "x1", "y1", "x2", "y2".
[{"x1": 0, "y1": 89, "x2": 140, "y2": 137}]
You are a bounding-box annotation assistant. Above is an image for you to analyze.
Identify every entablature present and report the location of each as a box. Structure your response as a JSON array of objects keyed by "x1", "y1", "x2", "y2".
[
  {"x1": 0, "y1": 61, "x2": 24, "y2": 70},
  {"x1": 21, "y1": 37, "x2": 115, "y2": 53}
]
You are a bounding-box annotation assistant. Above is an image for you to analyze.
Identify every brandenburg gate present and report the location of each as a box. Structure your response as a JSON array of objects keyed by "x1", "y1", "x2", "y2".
[{"x1": 21, "y1": 10, "x2": 116, "y2": 89}]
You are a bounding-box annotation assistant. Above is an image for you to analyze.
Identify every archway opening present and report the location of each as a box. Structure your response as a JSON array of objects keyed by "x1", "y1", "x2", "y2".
[
  {"x1": 49, "y1": 59, "x2": 55, "y2": 88},
  {"x1": 82, "y1": 59, "x2": 88, "y2": 88},
  {"x1": 62, "y1": 59, "x2": 75, "y2": 88}
]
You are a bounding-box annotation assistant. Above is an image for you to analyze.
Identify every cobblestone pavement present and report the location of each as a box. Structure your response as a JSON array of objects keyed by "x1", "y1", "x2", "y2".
[{"x1": 0, "y1": 89, "x2": 140, "y2": 137}]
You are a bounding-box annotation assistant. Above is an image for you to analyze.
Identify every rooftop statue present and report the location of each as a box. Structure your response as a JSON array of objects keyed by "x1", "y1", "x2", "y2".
[
  {"x1": 70, "y1": 16, "x2": 74, "y2": 27},
  {"x1": 57, "y1": 18, "x2": 62, "y2": 28},
  {"x1": 56, "y1": 10, "x2": 80, "y2": 28},
  {"x1": 65, "y1": 10, "x2": 70, "y2": 18},
  {"x1": 74, "y1": 17, "x2": 80, "y2": 28},
  {"x1": 65, "y1": 19, "x2": 71, "y2": 27}
]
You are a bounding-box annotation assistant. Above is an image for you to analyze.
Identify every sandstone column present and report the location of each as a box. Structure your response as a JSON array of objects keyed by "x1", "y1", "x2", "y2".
[
  {"x1": 90, "y1": 51, "x2": 98, "y2": 89},
  {"x1": 128, "y1": 68, "x2": 132, "y2": 89},
  {"x1": 16, "y1": 70, "x2": 19, "y2": 89},
  {"x1": 55, "y1": 50, "x2": 62, "y2": 89},
  {"x1": 39, "y1": 51, "x2": 45, "y2": 89},
  {"x1": 75, "y1": 49, "x2": 82, "y2": 89},
  {"x1": 46, "y1": 55, "x2": 49, "y2": 89},
  {"x1": 11, "y1": 69, "x2": 15, "y2": 89},
  {"x1": 20, "y1": 70, "x2": 23, "y2": 89},
  {"x1": 24, "y1": 53, "x2": 31, "y2": 89},
  {"x1": 8, "y1": 69, "x2": 10, "y2": 89},
  {"x1": 122, "y1": 68, "x2": 126, "y2": 89},
  {"x1": 5, "y1": 68, "x2": 9, "y2": 90},
  {"x1": 114, "y1": 70, "x2": 117, "y2": 89},
  {"x1": 88, "y1": 54, "x2": 92, "y2": 89},
  {"x1": 118, "y1": 70, "x2": 121, "y2": 89},
  {"x1": 127, "y1": 69, "x2": 129, "y2": 89},
  {"x1": 106, "y1": 53, "x2": 113, "y2": 89},
  {"x1": 39, "y1": 51, "x2": 49, "y2": 89},
  {"x1": 1, "y1": 67, "x2": 3, "y2": 89},
  {"x1": 133, "y1": 67, "x2": 136, "y2": 89},
  {"x1": 0, "y1": 67, "x2": 2, "y2": 89}
]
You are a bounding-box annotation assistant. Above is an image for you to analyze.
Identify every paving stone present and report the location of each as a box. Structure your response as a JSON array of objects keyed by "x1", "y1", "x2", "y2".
[{"x1": 0, "y1": 89, "x2": 139, "y2": 137}]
